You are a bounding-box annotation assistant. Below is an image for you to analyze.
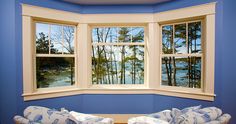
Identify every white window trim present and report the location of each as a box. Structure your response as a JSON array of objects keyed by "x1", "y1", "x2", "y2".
[
  {"x1": 22, "y1": 2, "x2": 216, "y2": 101},
  {"x1": 159, "y1": 20, "x2": 204, "y2": 92},
  {"x1": 154, "y1": 3, "x2": 216, "y2": 99},
  {"x1": 89, "y1": 25, "x2": 147, "y2": 88},
  {"x1": 33, "y1": 21, "x2": 78, "y2": 91}
]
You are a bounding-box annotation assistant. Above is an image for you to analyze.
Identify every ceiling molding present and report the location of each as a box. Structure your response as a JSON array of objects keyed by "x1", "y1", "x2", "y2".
[{"x1": 62, "y1": 0, "x2": 173, "y2": 5}]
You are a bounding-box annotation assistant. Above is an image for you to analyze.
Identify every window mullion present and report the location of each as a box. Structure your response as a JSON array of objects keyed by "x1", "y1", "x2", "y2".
[
  {"x1": 62, "y1": 26, "x2": 64, "y2": 54},
  {"x1": 161, "y1": 54, "x2": 202, "y2": 57},
  {"x1": 172, "y1": 24, "x2": 175, "y2": 86},
  {"x1": 186, "y1": 23, "x2": 189, "y2": 54},
  {"x1": 92, "y1": 43, "x2": 145, "y2": 46},
  {"x1": 186, "y1": 22, "x2": 190, "y2": 87},
  {"x1": 172, "y1": 24, "x2": 175, "y2": 54},
  {"x1": 49, "y1": 25, "x2": 51, "y2": 54}
]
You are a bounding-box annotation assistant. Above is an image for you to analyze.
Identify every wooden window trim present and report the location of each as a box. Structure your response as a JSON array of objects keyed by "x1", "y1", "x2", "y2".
[{"x1": 22, "y1": 2, "x2": 216, "y2": 101}]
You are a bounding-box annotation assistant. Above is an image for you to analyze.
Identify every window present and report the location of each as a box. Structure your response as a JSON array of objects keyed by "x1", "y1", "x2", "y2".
[
  {"x1": 161, "y1": 21, "x2": 203, "y2": 88},
  {"x1": 35, "y1": 22, "x2": 76, "y2": 89},
  {"x1": 91, "y1": 27, "x2": 145, "y2": 85},
  {"x1": 22, "y1": 3, "x2": 215, "y2": 101}
]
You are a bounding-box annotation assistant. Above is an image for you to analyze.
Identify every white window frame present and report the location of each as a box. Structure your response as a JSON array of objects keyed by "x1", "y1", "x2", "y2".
[
  {"x1": 89, "y1": 25, "x2": 147, "y2": 89},
  {"x1": 22, "y1": 3, "x2": 216, "y2": 101},
  {"x1": 160, "y1": 19, "x2": 204, "y2": 92},
  {"x1": 33, "y1": 21, "x2": 78, "y2": 92},
  {"x1": 154, "y1": 3, "x2": 216, "y2": 100}
]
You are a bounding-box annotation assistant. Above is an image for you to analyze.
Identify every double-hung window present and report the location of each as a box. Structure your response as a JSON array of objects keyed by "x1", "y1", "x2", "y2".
[
  {"x1": 161, "y1": 20, "x2": 203, "y2": 89},
  {"x1": 35, "y1": 22, "x2": 76, "y2": 89},
  {"x1": 91, "y1": 27, "x2": 145, "y2": 85}
]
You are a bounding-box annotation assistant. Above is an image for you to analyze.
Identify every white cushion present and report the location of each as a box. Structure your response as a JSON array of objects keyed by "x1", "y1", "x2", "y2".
[
  {"x1": 70, "y1": 111, "x2": 114, "y2": 124},
  {"x1": 128, "y1": 116, "x2": 169, "y2": 124}
]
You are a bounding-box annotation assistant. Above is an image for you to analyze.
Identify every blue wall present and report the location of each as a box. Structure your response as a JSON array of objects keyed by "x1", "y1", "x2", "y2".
[
  {"x1": 221, "y1": 0, "x2": 236, "y2": 122},
  {"x1": 0, "y1": 0, "x2": 236, "y2": 123},
  {"x1": 0, "y1": 0, "x2": 17, "y2": 124}
]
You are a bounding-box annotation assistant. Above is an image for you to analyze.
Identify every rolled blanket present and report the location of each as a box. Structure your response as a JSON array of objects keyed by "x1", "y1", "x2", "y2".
[
  {"x1": 23, "y1": 106, "x2": 78, "y2": 124},
  {"x1": 14, "y1": 115, "x2": 40, "y2": 124},
  {"x1": 216, "y1": 114, "x2": 231, "y2": 124},
  {"x1": 198, "y1": 107, "x2": 222, "y2": 121},
  {"x1": 148, "y1": 110, "x2": 172, "y2": 122}
]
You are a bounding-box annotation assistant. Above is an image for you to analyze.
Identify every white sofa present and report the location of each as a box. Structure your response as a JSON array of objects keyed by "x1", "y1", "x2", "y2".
[
  {"x1": 14, "y1": 106, "x2": 114, "y2": 124},
  {"x1": 128, "y1": 106, "x2": 231, "y2": 124}
]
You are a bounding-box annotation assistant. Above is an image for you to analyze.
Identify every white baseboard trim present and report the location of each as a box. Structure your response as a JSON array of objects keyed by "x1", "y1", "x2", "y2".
[{"x1": 94, "y1": 114, "x2": 144, "y2": 123}]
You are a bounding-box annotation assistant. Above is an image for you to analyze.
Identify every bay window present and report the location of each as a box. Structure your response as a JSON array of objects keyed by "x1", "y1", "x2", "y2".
[{"x1": 22, "y1": 3, "x2": 216, "y2": 101}]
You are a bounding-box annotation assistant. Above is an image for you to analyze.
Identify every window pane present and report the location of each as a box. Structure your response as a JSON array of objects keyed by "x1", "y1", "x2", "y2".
[
  {"x1": 63, "y1": 26, "x2": 75, "y2": 54},
  {"x1": 36, "y1": 57, "x2": 75, "y2": 88},
  {"x1": 92, "y1": 27, "x2": 144, "y2": 43},
  {"x1": 175, "y1": 24, "x2": 187, "y2": 54},
  {"x1": 92, "y1": 27, "x2": 118, "y2": 43},
  {"x1": 162, "y1": 25, "x2": 173, "y2": 54},
  {"x1": 175, "y1": 57, "x2": 189, "y2": 87},
  {"x1": 189, "y1": 57, "x2": 201, "y2": 88},
  {"x1": 36, "y1": 23, "x2": 49, "y2": 54},
  {"x1": 118, "y1": 27, "x2": 131, "y2": 43},
  {"x1": 51, "y1": 25, "x2": 63, "y2": 54},
  {"x1": 161, "y1": 57, "x2": 201, "y2": 88},
  {"x1": 161, "y1": 57, "x2": 173, "y2": 86},
  {"x1": 92, "y1": 45, "x2": 144, "y2": 84},
  {"x1": 131, "y1": 27, "x2": 144, "y2": 43},
  {"x1": 188, "y1": 22, "x2": 202, "y2": 53}
]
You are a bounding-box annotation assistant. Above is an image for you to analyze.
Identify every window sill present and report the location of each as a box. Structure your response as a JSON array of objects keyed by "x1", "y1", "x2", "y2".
[{"x1": 22, "y1": 88, "x2": 215, "y2": 101}]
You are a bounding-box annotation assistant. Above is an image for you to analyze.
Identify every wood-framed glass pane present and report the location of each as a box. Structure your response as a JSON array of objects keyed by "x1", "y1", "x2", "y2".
[
  {"x1": 36, "y1": 57, "x2": 75, "y2": 88},
  {"x1": 161, "y1": 57, "x2": 173, "y2": 86},
  {"x1": 92, "y1": 45, "x2": 144, "y2": 84},
  {"x1": 161, "y1": 56, "x2": 201, "y2": 88},
  {"x1": 36, "y1": 22, "x2": 75, "y2": 55},
  {"x1": 174, "y1": 23, "x2": 187, "y2": 54},
  {"x1": 188, "y1": 21, "x2": 202, "y2": 54},
  {"x1": 162, "y1": 25, "x2": 173, "y2": 54},
  {"x1": 92, "y1": 27, "x2": 144, "y2": 43},
  {"x1": 63, "y1": 26, "x2": 75, "y2": 54},
  {"x1": 131, "y1": 27, "x2": 144, "y2": 43},
  {"x1": 36, "y1": 23, "x2": 50, "y2": 54},
  {"x1": 51, "y1": 24, "x2": 63, "y2": 54}
]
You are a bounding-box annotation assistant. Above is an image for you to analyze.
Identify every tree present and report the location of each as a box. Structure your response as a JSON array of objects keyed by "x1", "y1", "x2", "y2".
[
  {"x1": 53, "y1": 26, "x2": 75, "y2": 85},
  {"x1": 118, "y1": 27, "x2": 131, "y2": 84},
  {"x1": 92, "y1": 27, "x2": 144, "y2": 85},
  {"x1": 188, "y1": 22, "x2": 201, "y2": 88},
  {"x1": 162, "y1": 26, "x2": 174, "y2": 86},
  {"x1": 162, "y1": 22, "x2": 201, "y2": 87},
  {"x1": 36, "y1": 32, "x2": 57, "y2": 53},
  {"x1": 36, "y1": 30, "x2": 75, "y2": 87}
]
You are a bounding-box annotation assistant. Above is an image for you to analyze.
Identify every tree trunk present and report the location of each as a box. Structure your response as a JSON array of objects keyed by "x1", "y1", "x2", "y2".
[
  {"x1": 164, "y1": 58, "x2": 172, "y2": 86},
  {"x1": 102, "y1": 28, "x2": 111, "y2": 84},
  {"x1": 70, "y1": 59, "x2": 74, "y2": 85},
  {"x1": 172, "y1": 57, "x2": 176, "y2": 86},
  {"x1": 133, "y1": 46, "x2": 136, "y2": 84},
  {"x1": 92, "y1": 46, "x2": 99, "y2": 84}
]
